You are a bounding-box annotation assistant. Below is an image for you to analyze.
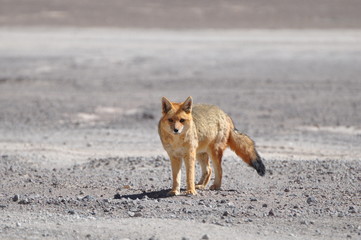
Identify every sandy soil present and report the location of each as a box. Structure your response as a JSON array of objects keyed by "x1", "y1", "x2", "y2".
[{"x1": 0, "y1": 1, "x2": 361, "y2": 239}]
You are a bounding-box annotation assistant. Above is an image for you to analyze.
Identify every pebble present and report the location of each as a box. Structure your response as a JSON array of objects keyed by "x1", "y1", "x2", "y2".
[
  {"x1": 268, "y1": 209, "x2": 275, "y2": 216},
  {"x1": 300, "y1": 220, "x2": 308, "y2": 225},
  {"x1": 114, "y1": 193, "x2": 122, "y2": 199},
  {"x1": 129, "y1": 207, "x2": 139, "y2": 212},
  {"x1": 307, "y1": 197, "x2": 317, "y2": 204},
  {"x1": 338, "y1": 212, "x2": 345, "y2": 217},
  {"x1": 68, "y1": 210, "x2": 76, "y2": 215},
  {"x1": 349, "y1": 206, "x2": 356, "y2": 214},
  {"x1": 18, "y1": 199, "x2": 30, "y2": 205},
  {"x1": 226, "y1": 202, "x2": 235, "y2": 208},
  {"x1": 82, "y1": 195, "x2": 95, "y2": 201},
  {"x1": 12, "y1": 195, "x2": 20, "y2": 202},
  {"x1": 201, "y1": 234, "x2": 209, "y2": 240}
]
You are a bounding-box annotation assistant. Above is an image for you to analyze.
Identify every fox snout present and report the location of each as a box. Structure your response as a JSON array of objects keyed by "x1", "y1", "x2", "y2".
[{"x1": 172, "y1": 126, "x2": 183, "y2": 134}]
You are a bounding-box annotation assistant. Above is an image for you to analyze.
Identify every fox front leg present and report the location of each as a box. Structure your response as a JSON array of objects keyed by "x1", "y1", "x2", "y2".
[
  {"x1": 184, "y1": 151, "x2": 197, "y2": 195},
  {"x1": 167, "y1": 156, "x2": 182, "y2": 196}
]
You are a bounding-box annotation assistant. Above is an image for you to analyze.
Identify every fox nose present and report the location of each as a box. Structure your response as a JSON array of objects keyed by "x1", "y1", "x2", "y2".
[{"x1": 174, "y1": 128, "x2": 179, "y2": 133}]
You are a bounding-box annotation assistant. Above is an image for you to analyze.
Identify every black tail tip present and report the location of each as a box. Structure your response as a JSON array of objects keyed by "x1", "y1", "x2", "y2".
[{"x1": 252, "y1": 158, "x2": 266, "y2": 176}]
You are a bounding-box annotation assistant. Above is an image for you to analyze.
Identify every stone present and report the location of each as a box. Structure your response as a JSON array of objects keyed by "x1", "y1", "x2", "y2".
[{"x1": 201, "y1": 234, "x2": 209, "y2": 240}]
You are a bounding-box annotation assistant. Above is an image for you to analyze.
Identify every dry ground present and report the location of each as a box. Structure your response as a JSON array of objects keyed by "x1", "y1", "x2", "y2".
[{"x1": 0, "y1": 1, "x2": 361, "y2": 239}]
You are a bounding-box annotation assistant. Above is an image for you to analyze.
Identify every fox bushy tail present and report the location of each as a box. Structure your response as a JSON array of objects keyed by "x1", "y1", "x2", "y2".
[{"x1": 228, "y1": 129, "x2": 265, "y2": 176}]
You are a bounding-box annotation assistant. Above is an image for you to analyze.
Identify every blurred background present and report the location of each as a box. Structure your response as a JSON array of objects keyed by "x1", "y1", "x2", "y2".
[
  {"x1": 1, "y1": 0, "x2": 361, "y2": 28},
  {"x1": 0, "y1": 0, "x2": 361, "y2": 165}
]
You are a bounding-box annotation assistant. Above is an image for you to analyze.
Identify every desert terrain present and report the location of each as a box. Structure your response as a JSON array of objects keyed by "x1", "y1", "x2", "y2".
[{"x1": 0, "y1": 1, "x2": 361, "y2": 239}]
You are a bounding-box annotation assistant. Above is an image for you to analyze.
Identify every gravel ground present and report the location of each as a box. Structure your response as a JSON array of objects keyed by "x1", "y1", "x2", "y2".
[
  {"x1": 0, "y1": 155, "x2": 360, "y2": 240},
  {"x1": 0, "y1": 1, "x2": 361, "y2": 238},
  {"x1": 0, "y1": 28, "x2": 360, "y2": 239}
]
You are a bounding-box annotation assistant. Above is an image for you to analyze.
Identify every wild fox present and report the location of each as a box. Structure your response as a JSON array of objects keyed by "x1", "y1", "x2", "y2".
[{"x1": 158, "y1": 96, "x2": 265, "y2": 196}]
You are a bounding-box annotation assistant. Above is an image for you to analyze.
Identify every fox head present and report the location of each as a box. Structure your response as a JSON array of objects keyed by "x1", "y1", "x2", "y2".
[{"x1": 160, "y1": 96, "x2": 193, "y2": 135}]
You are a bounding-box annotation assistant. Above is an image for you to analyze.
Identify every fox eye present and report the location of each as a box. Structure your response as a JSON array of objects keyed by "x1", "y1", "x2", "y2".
[
  {"x1": 168, "y1": 118, "x2": 173, "y2": 122},
  {"x1": 180, "y1": 119, "x2": 185, "y2": 123}
]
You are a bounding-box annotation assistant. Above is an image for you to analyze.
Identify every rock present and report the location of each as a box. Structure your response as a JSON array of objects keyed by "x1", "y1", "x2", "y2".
[
  {"x1": 223, "y1": 211, "x2": 229, "y2": 216},
  {"x1": 268, "y1": 209, "x2": 275, "y2": 216},
  {"x1": 307, "y1": 197, "x2": 317, "y2": 204},
  {"x1": 68, "y1": 210, "x2": 76, "y2": 215},
  {"x1": 129, "y1": 207, "x2": 139, "y2": 212},
  {"x1": 128, "y1": 211, "x2": 135, "y2": 217},
  {"x1": 18, "y1": 199, "x2": 30, "y2": 205},
  {"x1": 338, "y1": 212, "x2": 345, "y2": 217},
  {"x1": 12, "y1": 195, "x2": 20, "y2": 202},
  {"x1": 114, "y1": 193, "x2": 122, "y2": 199},
  {"x1": 201, "y1": 234, "x2": 210, "y2": 240},
  {"x1": 82, "y1": 195, "x2": 95, "y2": 201},
  {"x1": 0, "y1": 205, "x2": 7, "y2": 209},
  {"x1": 226, "y1": 202, "x2": 235, "y2": 208},
  {"x1": 262, "y1": 204, "x2": 268, "y2": 208},
  {"x1": 250, "y1": 198, "x2": 257, "y2": 202},
  {"x1": 349, "y1": 206, "x2": 357, "y2": 214}
]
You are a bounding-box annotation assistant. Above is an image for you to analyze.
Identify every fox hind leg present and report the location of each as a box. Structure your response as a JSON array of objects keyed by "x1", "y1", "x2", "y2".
[
  {"x1": 209, "y1": 147, "x2": 224, "y2": 190},
  {"x1": 195, "y1": 153, "x2": 212, "y2": 189}
]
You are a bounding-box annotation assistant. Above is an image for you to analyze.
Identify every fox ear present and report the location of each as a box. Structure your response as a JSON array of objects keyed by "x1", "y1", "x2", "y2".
[
  {"x1": 162, "y1": 97, "x2": 173, "y2": 114},
  {"x1": 182, "y1": 96, "x2": 193, "y2": 113}
]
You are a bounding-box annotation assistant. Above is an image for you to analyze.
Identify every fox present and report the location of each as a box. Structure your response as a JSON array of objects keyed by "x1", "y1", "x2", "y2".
[{"x1": 158, "y1": 96, "x2": 265, "y2": 196}]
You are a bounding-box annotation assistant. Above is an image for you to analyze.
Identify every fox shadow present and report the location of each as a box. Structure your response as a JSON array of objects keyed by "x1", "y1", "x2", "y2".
[
  {"x1": 115, "y1": 188, "x2": 239, "y2": 200},
  {"x1": 114, "y1": 189, "x2": 172, "y2": 200}
]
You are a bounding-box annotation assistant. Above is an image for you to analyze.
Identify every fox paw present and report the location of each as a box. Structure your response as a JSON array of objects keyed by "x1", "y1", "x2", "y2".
[
  {"x1": 184, "y1": 189, "x2": 197, "y2": 196},
  {"x1": 195, "y1": 184, "x2": 206, "y2": 190},
  {"x1": 167, "y1": 190, "x2": 180, "y2": 196},
  {"x1": 210, "y1": 184, "x2": 221, "y2": 190}
]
